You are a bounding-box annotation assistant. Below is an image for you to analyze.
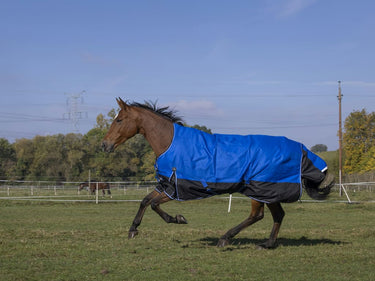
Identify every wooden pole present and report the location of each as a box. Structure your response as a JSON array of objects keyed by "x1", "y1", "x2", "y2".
[{"x1": 338, "y1": 81, "x2": 343, "y2": 196}]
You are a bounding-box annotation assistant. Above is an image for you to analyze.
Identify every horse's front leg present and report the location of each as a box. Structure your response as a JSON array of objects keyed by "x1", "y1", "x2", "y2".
[
  {"x1": 150, "y1": 193, "x2": 188, "y2": 225},
  {"x1": 128, "y1": 190, "x2": 160, "y2": 238},
  {"x1": 128, "y1": 190, "x2": 188, "y2": 239},
  {"x1": 217, "y1": 200, "x2": 264, "y2": 247}
]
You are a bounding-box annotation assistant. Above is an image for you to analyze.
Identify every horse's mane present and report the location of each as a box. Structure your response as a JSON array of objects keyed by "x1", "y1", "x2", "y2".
[{"x1": 129, "y1": 101, "x2": 184, "y2": 125}]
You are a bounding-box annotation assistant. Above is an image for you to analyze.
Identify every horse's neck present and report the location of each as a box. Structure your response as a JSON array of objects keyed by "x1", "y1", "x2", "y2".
[{"x1": 136, "y1": 109, "x2": 174, "y2": 157}]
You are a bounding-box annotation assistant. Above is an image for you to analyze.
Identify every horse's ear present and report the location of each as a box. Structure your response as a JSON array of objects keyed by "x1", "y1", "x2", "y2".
[{"x1": 116, "y1": 97, "x2": 129, "y2": 111}]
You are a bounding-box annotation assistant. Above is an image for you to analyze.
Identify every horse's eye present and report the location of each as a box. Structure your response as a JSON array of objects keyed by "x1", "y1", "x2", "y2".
[{"x1": 116, "y1": 119, "x2": 122, "y2": 123}]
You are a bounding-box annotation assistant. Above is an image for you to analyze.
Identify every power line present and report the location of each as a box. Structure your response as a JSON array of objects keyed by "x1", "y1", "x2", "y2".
[{"x1": 0, "y1": 112, "x2": 65, "y2": 123}]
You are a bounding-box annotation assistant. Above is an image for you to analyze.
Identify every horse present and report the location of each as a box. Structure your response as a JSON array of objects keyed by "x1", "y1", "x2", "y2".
[
  {"x1": 79, "y1": 181, "x2": 112, "y2": 197},
  {"x1": 102, "y1": 98, "x2": 335, "y2": 248}
]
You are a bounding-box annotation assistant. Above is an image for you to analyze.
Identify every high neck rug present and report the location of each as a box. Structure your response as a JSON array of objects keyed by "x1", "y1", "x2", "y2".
[{"x1": 155, "y1": 124, "x2": 327, "y2": 203}]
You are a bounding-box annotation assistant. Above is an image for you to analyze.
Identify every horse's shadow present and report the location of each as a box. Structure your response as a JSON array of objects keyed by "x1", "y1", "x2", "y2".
[{"x1": 196, "y1": 236, "x2": 346, "y2": 249}]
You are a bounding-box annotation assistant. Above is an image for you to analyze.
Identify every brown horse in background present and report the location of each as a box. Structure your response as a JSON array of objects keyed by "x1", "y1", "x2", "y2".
[{"x1": 79, "y1": 182, "x2": 112, "y2": 197}]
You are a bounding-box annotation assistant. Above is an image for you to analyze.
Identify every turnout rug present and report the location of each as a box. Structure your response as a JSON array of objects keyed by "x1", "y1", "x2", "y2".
[{"x1": 155, "y1": 124, "x2": 327, "y2": 203}]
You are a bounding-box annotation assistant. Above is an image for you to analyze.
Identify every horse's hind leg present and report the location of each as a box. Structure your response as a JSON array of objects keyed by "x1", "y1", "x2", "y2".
[
  {"x1": 257, "y1": 202, "x2": 285, "y2": 249},
  {"x1": 217, "y1": 200, "x2": 264, "y2": 247}
]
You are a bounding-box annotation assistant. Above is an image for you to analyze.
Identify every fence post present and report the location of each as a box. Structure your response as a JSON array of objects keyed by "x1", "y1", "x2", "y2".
[
  {"x1": 340, "y1": 184, "x2": 352, "y2": 203},
  {"x1": 228, "y1": 194, "x2": 232, "y2": 213},
  {"x1": 88, "y1": 170, "x2": 91, "y2": 198},
  {"x1": 96, "y1": 182, "x2": 99, "y2": 204}
]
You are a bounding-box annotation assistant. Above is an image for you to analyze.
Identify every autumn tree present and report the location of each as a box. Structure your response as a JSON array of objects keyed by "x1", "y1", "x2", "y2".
[{"x1": 343, "y1": 109, "x2": 375, "y2": 173}]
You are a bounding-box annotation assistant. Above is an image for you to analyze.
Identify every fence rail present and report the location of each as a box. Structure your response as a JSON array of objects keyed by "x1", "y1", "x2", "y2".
[
  {"x1": 0, "y1": 180, "x2": 374, "y2": 203},
  {"x1": 0, "y1": 180, "x2": 157, "y2": 198}
]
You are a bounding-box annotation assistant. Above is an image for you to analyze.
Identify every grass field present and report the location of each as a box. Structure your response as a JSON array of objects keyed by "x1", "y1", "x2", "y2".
[{"x1": 1, "y1": 191, "x2": 374, "y2": 281}]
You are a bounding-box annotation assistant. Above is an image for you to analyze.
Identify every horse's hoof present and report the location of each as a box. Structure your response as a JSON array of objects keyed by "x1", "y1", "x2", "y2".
[
  {"x1": 176, "y1": 215, "x2": 188, "y2": 224},
  {"x1": 217, "y1": 238, "x2": 230, "y2": 247},
  {"x1": 256, "y1": 244, "x2": 267, "y2": 250},
  {"x1": 256, "y1": 241, "x2": 277, "y2": 250},
  {"x1": 128, "y1": 230, "x2": 138, "y2": 239}
]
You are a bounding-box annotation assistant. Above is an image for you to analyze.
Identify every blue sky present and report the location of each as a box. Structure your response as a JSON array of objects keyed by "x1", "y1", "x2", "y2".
[{"x1": 1, "y1": 0, "x2": 374, "y2": 150}]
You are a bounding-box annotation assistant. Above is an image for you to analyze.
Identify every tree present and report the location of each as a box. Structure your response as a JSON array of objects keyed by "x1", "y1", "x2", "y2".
[
  {"x1": 0, "y1": 138, "x2": 16, "y2": 179},
  {"x1": 63, "y1": 133, "x2": 85, "y2": 180},
  {"x1": 190, "y1": 124, "x2": 212, "y2": 134},
  {"x1": 310, "y1": 144, "x2": 328, "y2": 153},
  {"x1": 343, "y1": 109, "x2": 375, "y2": 173},
  {"x1": 13, "y1": 138, "x2": 35, "y2": 180},
  {"x1": 28, "y1": 134, "x2": 70, "y2": 181},
  {"x1": 95, "y1": 109, "x2": 117, "y2": 130}
]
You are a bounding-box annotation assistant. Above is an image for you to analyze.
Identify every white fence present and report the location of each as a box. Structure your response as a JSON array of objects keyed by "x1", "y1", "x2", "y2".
[
  {"x1": 1, "y1": 180, "x2": 374, "y2": 204},
  {"x1": 0, "y1": 180, "x2": 157, "y2": 203}
]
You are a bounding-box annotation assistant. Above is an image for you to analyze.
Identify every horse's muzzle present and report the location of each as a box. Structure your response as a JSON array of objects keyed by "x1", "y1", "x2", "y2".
[{"x1": 101, "y1": 140, "x2": 115, "y2": 153}]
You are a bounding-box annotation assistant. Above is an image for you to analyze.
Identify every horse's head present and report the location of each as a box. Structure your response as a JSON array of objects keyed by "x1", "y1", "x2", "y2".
[
  {"x1": 78, "y1": 182, "x2": 87, "y2": 191},
  {"x1": 102, "y1": 98, "x2": 140, "y2": 152}
]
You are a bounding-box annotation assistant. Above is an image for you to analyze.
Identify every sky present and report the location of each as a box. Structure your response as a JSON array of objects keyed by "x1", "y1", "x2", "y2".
[{"x1": 1, "y1": 0, "x2": 374, "y2": 151}]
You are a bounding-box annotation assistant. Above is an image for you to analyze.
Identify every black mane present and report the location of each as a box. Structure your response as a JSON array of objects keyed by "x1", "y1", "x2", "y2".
[{"x1": 129, "y1": 101, "x2": 184, "y2": 125}]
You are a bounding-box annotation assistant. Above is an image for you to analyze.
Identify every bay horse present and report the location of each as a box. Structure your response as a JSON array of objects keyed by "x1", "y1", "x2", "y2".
[
  {"x1": 79, "y1": 182, "x2": 112, "y2": 197},
  {"x1": 102, "y1": 98, "x2": 334, "y2": 248}
]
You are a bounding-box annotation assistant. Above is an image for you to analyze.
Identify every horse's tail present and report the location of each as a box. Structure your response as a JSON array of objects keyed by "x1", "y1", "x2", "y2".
[{"x1": 304, "y1": 173, "x2": 335, "y2": 200}]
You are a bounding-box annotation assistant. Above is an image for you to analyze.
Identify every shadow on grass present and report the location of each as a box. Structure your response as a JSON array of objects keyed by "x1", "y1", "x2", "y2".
[{"x1": 195, "y1": 236, "x2": 346, "y2": 249}]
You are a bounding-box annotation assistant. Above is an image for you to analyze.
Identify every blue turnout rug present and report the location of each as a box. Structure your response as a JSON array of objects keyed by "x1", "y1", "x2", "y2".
[{"x1": 155, "y1": 124, "x2": 327, "y2": 203}]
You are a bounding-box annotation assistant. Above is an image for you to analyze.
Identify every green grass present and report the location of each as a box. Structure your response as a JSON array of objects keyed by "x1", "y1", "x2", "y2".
[{"x1": 1, "y1": 196, "x2": 374, "y2": 280}]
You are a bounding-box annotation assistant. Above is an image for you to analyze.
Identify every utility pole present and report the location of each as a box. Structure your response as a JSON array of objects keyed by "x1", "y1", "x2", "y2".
[
  {"x1": 337, "y1": 81, "x2": 343, "y2": 195},
  {"x1": 64, "y1": 91, "x2": 87, "y2": 133}
]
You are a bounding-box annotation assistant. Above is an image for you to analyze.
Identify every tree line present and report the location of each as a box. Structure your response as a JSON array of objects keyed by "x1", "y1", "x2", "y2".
[
  {"x1": 0, "y1": 109, "x2": 211, "y2": 182},
  {"x1": 0, "y1": 108, "x2": 374, "y2": 182}
]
